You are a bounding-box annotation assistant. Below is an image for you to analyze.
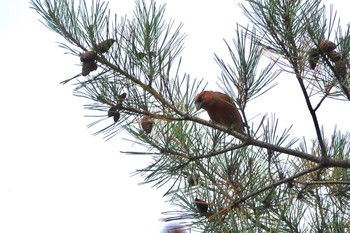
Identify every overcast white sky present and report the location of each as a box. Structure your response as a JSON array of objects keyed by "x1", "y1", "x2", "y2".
[{"x1": 0, "y1": 0, "x2": 349, "y2": 233}]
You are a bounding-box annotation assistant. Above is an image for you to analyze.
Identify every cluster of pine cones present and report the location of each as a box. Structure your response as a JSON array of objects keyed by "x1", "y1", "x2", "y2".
[
  {"x1": 79, "y1": 39, "x2": 155, "y2": 134},
  {"x1": 308, "y1": 39, "x2": 347, "y2": 80},
  {"x1": 107, "y1": 93, "x2": 126, "y2": 123},
  {"x1": 106, "y1": 92, "x2": 154, "y2": 134},
  {"x1": 79, "y1": 39, "x2": 115, "y2": 76}
]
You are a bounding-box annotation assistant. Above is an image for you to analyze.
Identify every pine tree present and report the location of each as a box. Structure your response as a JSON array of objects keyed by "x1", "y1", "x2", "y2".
[{"x1": 31, "y1": 0, "x2": 350, "y2": 232}]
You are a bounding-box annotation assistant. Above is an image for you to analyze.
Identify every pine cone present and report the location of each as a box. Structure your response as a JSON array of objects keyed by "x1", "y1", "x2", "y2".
[
  {"x1": 108, "y1": 106, "x2": 118, "y2": 117},
  {"x1": 140, "y1": 115, "x2": 154, "y2": 134},
  {"x1": 335, "y1": 60, "x2": 347, "y2": 79},
  {"x1": 118, "y1": 93, "x2": 127, "y2": 102},
  {"x1": 96, "y1": 39, "x2": 115, "y2": 53},
  {"x1": 307, "y1": 47, "x2": 319, "y2": 70},
  {"x1": 107, "y1": 106, "x2": 121, "y2": 122},
  {"x1": 82, "y1": 61, "x2": 97, "y2": 76},
  {"x1": 113, "y1": 112, "x2": 120, "y2": 123},
  {"x1": 80, "y1": 51, "x2": 96, "y2": 62},
  {"x1": 327, "y1": 50, "x2": 341, "y2": 62},
  {"x1": 319, "y1": 39, "x2": 336, "y2": 53},
  {"x1": 194, "y1": 198, "x2": 211, "y2": 217}
]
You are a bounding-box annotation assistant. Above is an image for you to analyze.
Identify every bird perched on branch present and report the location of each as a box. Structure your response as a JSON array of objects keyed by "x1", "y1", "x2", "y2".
[{"x1": 194, "y1": 91, "x2": 245, "y2": 134}]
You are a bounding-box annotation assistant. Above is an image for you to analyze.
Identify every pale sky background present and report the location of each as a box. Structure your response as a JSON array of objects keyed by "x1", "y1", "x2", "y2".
[{"x1": 0, "y1": 0, "x2": 349, "y2": 233}]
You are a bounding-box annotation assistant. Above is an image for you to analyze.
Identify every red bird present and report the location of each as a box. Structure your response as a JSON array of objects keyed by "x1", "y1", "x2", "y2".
[{"x1": 194, "y1": 91, "x2": 245, "y2": 134}]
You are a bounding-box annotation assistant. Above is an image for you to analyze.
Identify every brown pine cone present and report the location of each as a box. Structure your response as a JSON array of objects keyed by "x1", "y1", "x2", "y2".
[
  {"x1": 107, "y1": 106, "x2": 121, "y2": 123},
  {"x1": 113, "y1": 112, "x2": 120, "y2": 123},
  {"x1": 80, "y1": 51, "x2": 96, "y2": 62},
  {"x1": 118, "y1": 93, "x2": 127, "y2": 102},
  {"x1": 108, "y1": 106, "x2": 118, "y2": 117},
  {"x1": 327, "y1": 50, "x2": 341, "y2": 62},
  {"x1": 194, "y1": 198, "x2": 211, "y2": 217},
  {"x1": 335, "y1": 60, "x2": 347, "y2": 79},
  {"x1": 81, "y1": 61, "x2": 97, "y2": 76},
  {"x1": 140, "y1": 115, "x2": 154, "y2": 134},
  {"x1": 96, "y1": 39, "x2": 115, "y2": 53},
  {"x1": 319, "y1": 39, "x2": 336, "y2": 53},
  {"x1": 307, "y1": 47, "x2": 319, "y2": 70}
]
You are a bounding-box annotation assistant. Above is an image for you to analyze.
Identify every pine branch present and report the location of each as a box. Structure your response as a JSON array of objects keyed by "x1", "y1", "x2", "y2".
[
  {"x1": 226, "y1": 164, "x2": 322, "y2": 211},
  {"x1": 31, "y1": 0, "x2": 350, "y2": 231}
]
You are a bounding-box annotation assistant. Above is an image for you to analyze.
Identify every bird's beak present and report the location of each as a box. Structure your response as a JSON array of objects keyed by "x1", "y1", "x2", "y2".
[{"x1": 195, "y1": 101, "x2": 202, "y2": 111}]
